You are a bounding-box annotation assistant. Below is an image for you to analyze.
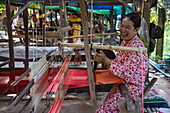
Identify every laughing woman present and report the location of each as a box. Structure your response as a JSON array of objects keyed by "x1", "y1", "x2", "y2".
[{"x1": 94, "y1": 13, "x2": 148, "y2": 113}]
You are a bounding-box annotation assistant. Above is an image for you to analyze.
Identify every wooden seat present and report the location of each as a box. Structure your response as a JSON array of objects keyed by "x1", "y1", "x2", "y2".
[{"x1": 119, "y1": 78, "x2": 157, "y2": 113}]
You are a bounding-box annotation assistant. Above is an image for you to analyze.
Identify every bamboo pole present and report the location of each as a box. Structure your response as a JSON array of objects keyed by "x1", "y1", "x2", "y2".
[
  {"x1": 63, "y1": 32, "x2": 117, "y2": 39},
  {"x1": 60, "y1": 43, "x2": 147, "y2": 53}
]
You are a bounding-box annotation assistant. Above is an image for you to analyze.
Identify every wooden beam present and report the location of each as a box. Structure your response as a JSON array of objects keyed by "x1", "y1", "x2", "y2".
[
  {"x1": 41, "y1": 0, "x2": 133, "y2": 6},
  {"x1": 63, "y1": 32, "x2": 117, "y2": 39},
  {"x1": 44, "y1": 2, "x2": 127, "y2": 6},
  {"x1": 80, "y1": 0, "x2": 96, "y2": 105},
  {"x1": 6, "y1": 0, "x2": 15, "y2": 69},
  {"x1": 11, "y1": 1, "x2": 33, "y2": 21},
  {"x1": 116, "y1": 0, "x2": 134, "y2": 12},
  {"x1": 23, "y1": 0, "x2": 29, "y2": 68},
  {"x1": 60, "y1": 43, "x2": 147, "y2": 53}
]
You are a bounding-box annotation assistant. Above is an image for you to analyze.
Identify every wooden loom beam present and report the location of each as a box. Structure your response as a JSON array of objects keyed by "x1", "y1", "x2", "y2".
[
  {"x1": 116, "y1": 0, "x2": 134, "y2": 12},
  {"x1": 63, "y1": 32, "x2": 117, "y2": 39},
  {"x1": 60, "y1": 43, "x2": 147, "y2": 53},
  {"x1": 80, "y1": 0, "x2": 96, "y2": 105},
  {"x1": 11, "y1": 1, "x2": 33, "y2": 21}
]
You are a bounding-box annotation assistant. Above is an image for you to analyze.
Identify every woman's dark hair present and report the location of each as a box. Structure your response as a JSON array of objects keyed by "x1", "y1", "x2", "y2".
[{"x1": 124, "y1": 13, "x2": 141, "y2": 29}]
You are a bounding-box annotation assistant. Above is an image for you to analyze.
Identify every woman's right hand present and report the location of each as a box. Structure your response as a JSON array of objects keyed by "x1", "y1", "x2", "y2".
[
  {"x1": 94, "y1": 51, "x2": 111, "y2": 67},
  {"x1": 94, "y1": 51, "x2": 106, "y2": 64}
]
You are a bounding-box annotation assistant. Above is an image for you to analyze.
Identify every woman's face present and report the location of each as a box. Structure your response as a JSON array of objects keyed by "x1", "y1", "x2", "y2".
[{"x1": 120, "y1": 17, "x2": 138, "y2": 43}]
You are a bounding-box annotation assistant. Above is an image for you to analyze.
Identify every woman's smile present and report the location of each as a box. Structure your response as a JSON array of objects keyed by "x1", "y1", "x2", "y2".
[{"x1": 120, "y1": 17, "x2": 137, "y2": 44}]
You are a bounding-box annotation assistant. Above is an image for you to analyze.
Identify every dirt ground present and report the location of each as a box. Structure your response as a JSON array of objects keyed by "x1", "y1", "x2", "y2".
[
  {"x1": 0, "y1": 92, "x2": 107, "y2": 113},
  {"x1": 0, "y1": 65, "x2": 170, "y2": 113}
]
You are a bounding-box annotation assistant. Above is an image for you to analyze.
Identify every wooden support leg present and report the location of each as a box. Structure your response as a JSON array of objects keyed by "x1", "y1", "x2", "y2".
[{"x1": 119, "y1": 83, "x2": 140, "y2": 113}]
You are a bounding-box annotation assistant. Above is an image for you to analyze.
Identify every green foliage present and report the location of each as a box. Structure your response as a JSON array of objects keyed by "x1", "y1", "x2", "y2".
[
  {"x1": 163, "y1": 37, "x2": 170, "y2": 55},
  {"x1": 164, "y1": 25, "x2": 170, "y2": 38},
  {"x1": 150, "y1": 8, "x2": 158, "y2": 24},
  {"x1": 0, "y1": 4, "x2": 5, "y2": 14},
  {"x1": 151, "y1": 55, "x2": 162, "y2": 61},
  {"x1": 150, "y1": 7, "x2": 170, "y2": 61}
]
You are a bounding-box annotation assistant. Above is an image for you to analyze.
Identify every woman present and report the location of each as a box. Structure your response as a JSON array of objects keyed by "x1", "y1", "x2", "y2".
[{"x1": 94, "y1": 13, "x2": 148, "y2": 113}]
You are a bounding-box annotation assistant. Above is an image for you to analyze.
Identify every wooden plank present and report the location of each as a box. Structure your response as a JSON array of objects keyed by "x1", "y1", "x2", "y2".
[
  {"x1": 6, "y1": 0, "x2": 15, "y2": 69},
  {"x1": 143, "y1": 78, "x2": 157, "y2": 96},
  {"x1": 80, "y1": 0, "x2": 96, "y2": 105}
]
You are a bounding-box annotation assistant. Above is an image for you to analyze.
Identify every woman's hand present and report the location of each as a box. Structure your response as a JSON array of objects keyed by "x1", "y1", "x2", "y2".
[
  {"x1": 94, "y1": 51, "x2": 111, "y2": 67},
  {"x1": 94, "y1": 51, "x2": 105, "y2": 64}
]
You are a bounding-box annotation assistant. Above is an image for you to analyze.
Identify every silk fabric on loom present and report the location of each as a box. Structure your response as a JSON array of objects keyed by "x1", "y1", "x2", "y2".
[{"x1": 0, "y1": 69, "x2": 124, "y2": 94}]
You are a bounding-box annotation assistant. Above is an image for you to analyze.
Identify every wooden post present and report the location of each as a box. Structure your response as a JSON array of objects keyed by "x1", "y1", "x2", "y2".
[
  {"x1": 120, "y1": 5, "x2": 125, "y2": 44},
  {"x1": 141, "y1": 0, "x2": 151, "y2": 84},
  {"x1": 5, "y1": 0, "x2": 15, "y2": 69},
  {"x1": 141, "y1": 0, "x2": 150, "y2": 27},
  {"x1": 110, "y1": 6, "x2": 114, "y2": 39},
  {"x1": 23, "y1": 0, "x2": 29, "y2": 68},
  {"x1": 39, "y1": 10, "x2": 42, "y2": 28},
  {"x1": 156, "y1": 8, "x2": 166, "y2": 58},
  {"x1": 80, "y1": 0, "x2": 96, "y2": 105},
  {"x1": 42, "y1": 0, "x2": 46, "y2": 46},
  {"x1": 121, "y1": 5, "x2": 125, "y2": 21},
  {"x1": 59, "y1": 0, "x2": 68, "y2": 37}
]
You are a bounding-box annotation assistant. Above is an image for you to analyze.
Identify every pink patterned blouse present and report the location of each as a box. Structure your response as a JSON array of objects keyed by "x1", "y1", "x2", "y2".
[{"x1": 96, "y1": 34, "x2": 148, "y2": 113}]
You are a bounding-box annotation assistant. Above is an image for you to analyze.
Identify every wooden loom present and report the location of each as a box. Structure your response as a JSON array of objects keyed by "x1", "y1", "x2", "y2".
[{"x1": 3, "y1": 0, "x2": 155, "y2": 112}]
